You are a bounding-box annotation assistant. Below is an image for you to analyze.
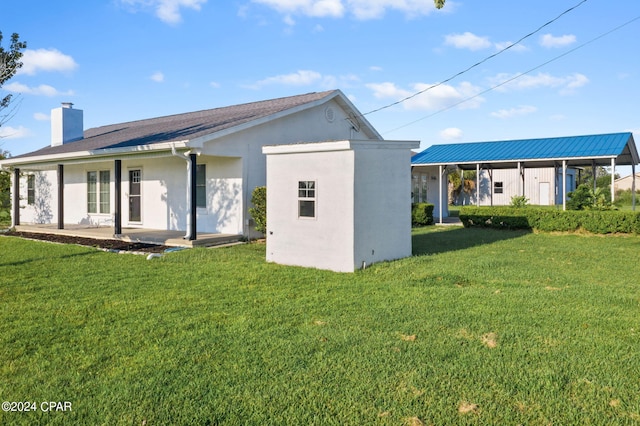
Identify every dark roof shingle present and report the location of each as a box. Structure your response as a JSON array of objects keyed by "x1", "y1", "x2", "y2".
[{"x1": 15, "y1": 90, "x2": 337, "y2": 159}]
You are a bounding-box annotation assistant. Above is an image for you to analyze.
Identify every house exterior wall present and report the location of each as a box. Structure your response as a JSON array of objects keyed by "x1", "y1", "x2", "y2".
[
  {"x1": 264, "y1": 140, "x2": 417, "y2": 273},
  {"x1": 615, "y1": 173, "x2": 640, "y2": 192},
  {"x1": 353, "y1": 146, "x2": 413, "y2": 269},
  {"x1": 201, "y1": 98, "x2": 377, "y2": 237},
  {"x1": 265, "y1": 149, "x2": 356, "y2": 272},
  {"x1": 13, "y1": 170, "x2": 59, "y2": 225}
]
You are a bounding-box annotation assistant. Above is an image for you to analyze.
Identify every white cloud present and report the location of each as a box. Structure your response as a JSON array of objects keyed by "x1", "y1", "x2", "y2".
[
  {"x1": 251, "y1": 0, "x2": 440, "y2": 20},
  {"x1": 150, "y1": 71, "x2": 165, "y2": 82},
  {"x1": 440, "y1": 127, "x2": 462, "y2": 140},
  {"x1": 209, "y1": 81, "x2": 220, "y2": 88},
  {"x1": 540, "y1": 33, "x2": 576, "y2": 48},
  {"x1": 119, "y1": 0, "x2": 207, "y2": 24},
  {"x1": 252, "y1": 0, "x2": 344, "y2": 18},
  {"x1": 247, "y1": 69, "x2": 358, "y2": 89},
  {"x1": 494, "y1": 41, "x2": 528, "y2": 52},
  {"x1": 490, "y1": 105, "x2": 537, "y2": 119},
  {"x1": 4, "y1": 82, "x2": 74, "y2": 97},
  {"x1": 0, "y1": 125, "x2": 31, "y2": 139},
  {"x1": 488, "y1": 72, "x2": 589, "y2": 94},
  {"x1": 444, "y1": 32, "x2": 491, "y2": 51},
  {"x1": 369, "y1": 65, "x2": 383, "y2": 72},
  {"x1": 17, "y1": 49, "x2": 78, "y2": 76},
  {"x1": 367, "y1": 81, "x2": 485, "y2": 111},
  {"x1": 256, "y1": 70, "x2": 323, "y2": 86},
  {"x1": 33, "y1": 112, "x2": 50, "y2": 121}
]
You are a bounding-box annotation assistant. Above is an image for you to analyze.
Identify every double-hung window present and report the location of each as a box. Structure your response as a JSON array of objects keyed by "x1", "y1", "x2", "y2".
[
  {"x1": 27, "y1": 175, "x2": 35, "y2": 205},
  {"x1": 494, "y1": 181, "x2": 504, "y2": 194},
  {"x1": 298, "y1": 181, "x2": 316, "y2": 218},
  {"x1": 196, "y1": 164, "x2": 206, "y2": 208},
  {"x1": 87, "y1": 170, "x2": 111, "y2": 214}
]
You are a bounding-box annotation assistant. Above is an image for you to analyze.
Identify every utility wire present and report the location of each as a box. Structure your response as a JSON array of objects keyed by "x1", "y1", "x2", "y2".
[
  {"x1": 361, "y1": 0, "x2": 589, "y2": 117},
  {"x1": 382, "y1": 14, "x2": 640, "y2": 135}
]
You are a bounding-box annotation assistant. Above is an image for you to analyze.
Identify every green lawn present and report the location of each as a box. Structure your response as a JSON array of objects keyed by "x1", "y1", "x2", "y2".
[{"x1": 1, "y1": 227, "x2": 639, "y2": 425}]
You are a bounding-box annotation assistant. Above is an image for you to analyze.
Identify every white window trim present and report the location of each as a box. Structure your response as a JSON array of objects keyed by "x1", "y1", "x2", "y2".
[
  {"x1": 87, "y1": 169, "x2": 111, "y2": 215},
  {"x1": 298, "y1": 180, "x2": 317, "y2": 219}
]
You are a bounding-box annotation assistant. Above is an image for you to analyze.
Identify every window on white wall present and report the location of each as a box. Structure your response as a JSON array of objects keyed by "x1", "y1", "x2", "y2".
[
  {"x1": 27, "y1": 174, "x2": 35, "y2": 205},
  {"x1": 87, "y1": 170, "x2": 110, "y2": 214},
  {"x1": 494, "y1": 181, "x2": 504, "y2": 194},
  {"x1": 298, "y1": 181, "x2": 316, "y2": 218},
  {"x1": 196, "y1": 164, "x2": 206, "y2": 208}
]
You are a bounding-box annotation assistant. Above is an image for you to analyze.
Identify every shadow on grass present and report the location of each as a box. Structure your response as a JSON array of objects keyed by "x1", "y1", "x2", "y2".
[
  {"x1": 0, "y1": 250, "x2": 96, "y2": 268},
  {"x1": 412, "y1": 226, "x2": 531, "y2": 256}
]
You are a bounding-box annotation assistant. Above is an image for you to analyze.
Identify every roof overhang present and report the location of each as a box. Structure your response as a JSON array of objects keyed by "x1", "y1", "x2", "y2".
[{"x1": 0, "y1": 140, "x2": 191, "y2": 170}]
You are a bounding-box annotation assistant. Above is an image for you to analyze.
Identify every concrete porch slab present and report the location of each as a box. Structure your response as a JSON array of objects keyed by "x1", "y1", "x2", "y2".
[{"x1": 14, "y1": 224, "x2": 243, "y2": 248}]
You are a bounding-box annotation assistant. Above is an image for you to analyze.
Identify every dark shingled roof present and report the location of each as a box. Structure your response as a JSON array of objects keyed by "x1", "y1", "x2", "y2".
[{"x1": 14, "y1": 90, "x2": 337, "y2": 159}]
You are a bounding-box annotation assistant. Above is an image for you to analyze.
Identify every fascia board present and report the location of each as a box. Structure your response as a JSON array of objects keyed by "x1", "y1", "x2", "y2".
[{"x1": 0, "y1": 140, "x2": 190, "y2": 169}]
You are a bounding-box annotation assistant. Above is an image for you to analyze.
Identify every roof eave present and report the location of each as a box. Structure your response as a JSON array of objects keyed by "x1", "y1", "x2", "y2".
[{"x1": 0, "y1": 140, "x2": 190, "y2": 169}]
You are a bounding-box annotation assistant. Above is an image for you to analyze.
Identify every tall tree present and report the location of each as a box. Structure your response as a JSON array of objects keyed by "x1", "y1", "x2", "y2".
[
  {"x1": 434, "y1": 0, "x2": 445, "y2": 9},
  {"x1": 0, "y1": 31, "x2": 27, "y2": 129}
]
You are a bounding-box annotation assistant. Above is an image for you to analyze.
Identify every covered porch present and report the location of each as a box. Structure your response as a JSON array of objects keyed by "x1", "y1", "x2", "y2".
[{"x1": 13, "y1": 223, "x2": 243, "y2": 248}]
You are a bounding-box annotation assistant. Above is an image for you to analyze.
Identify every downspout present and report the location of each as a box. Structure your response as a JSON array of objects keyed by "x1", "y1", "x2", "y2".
[{"x1": 171, "y1": 145, "x2": 200, "y2": 240}]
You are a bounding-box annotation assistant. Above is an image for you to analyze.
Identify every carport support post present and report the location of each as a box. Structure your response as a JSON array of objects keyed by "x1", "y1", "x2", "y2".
[
  {"x1": 189, "y1": 153, "x2": 197, "y2": 240},
  {"x1": 562, "y1": 160, "x2": 567, "y2": 211},
  {"x1": 611, "y1": 158, "x2": 616, "y2": 203},
  {"x1": 476, "y1": 163, "x2": 480, "y2": 207},
  {"x1": 438, "y1": 165, "x2": 443, "y2": 225},
  {"x1": 12, "y1": 168, "x2": 20, "y2": 227},
  {"x1": 114, "y1": 159, "x2": 122, "y2": 236},
  {"x1": 57, "y1": 164, "x2": 64, "y2": 229},
  {"x1": 632, "y1": 163, "x2": 636, "y2": 211}
]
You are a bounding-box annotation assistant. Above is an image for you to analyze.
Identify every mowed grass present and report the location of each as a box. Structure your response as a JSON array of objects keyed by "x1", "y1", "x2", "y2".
[{"x1": 1, "y1": 227, "x2": 639, "y2": 425}]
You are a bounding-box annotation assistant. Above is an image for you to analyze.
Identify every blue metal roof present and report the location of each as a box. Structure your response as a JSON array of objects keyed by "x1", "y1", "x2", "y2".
[{"x1": 412, "y1": 132, "x2": 639, "y2": 168}]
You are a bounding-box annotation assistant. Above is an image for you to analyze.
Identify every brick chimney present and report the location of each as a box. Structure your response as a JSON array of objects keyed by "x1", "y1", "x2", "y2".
[{"x1": 51, "y1": 102, "x2": 83, "y2": 147}]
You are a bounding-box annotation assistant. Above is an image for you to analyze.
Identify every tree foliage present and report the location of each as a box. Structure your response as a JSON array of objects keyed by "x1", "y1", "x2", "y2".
[
  {"x1": 434, "y1": 0, "x2": 446, "y2": 9},
  {"x1": 1, "y1": 31, "x2": 27, "y2": 128}
]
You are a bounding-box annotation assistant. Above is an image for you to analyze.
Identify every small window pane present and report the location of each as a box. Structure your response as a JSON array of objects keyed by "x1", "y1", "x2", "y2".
[
  {"x1": 494, "y1": 182, "x2": 503, "y2": 194},
  {"x1": 299, "y1": 200, "x2": 315, "y2": 217}
]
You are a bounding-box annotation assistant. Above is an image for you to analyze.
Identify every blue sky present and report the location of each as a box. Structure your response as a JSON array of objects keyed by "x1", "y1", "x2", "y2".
[{"x1": 1, "y1": 0, "x2": 639, "y2": 173}]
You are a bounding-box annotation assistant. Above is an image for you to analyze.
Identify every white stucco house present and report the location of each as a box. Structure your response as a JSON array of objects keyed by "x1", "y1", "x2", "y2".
[{"x1": 0, "y1": 90, "x2": 390, "y2": 241}]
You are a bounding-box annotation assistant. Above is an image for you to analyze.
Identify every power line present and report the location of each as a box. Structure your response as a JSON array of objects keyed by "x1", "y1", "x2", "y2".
[
  {"x1": 361, "y1": 0, "x2": 589, "y2": 117},
  {"x1": 382, "y1": 14, "x2": 640, "y2": 135}
]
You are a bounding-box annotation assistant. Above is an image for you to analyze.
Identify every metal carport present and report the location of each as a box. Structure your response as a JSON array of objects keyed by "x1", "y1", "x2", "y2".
[{"x1": 411, "y1": 132, "x2": 639, "y2": 223}]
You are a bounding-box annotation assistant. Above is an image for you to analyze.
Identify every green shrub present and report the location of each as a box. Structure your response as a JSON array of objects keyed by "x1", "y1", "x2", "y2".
[
  {"x1": 510, "y1": 195, "x2": 529, "y2": 208},
  {"x1": 248, "y1": 186, "x2": 267, "y2": 234},
  {"x1": 460, "y1": 206, "x2": 640, "y2": 234},
  {"x1": 412, "y1": 203, "x2": 434, "y2": 226},
  {"x1": 0, "y1": 208, "x2": 10, "y2": 227}
]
